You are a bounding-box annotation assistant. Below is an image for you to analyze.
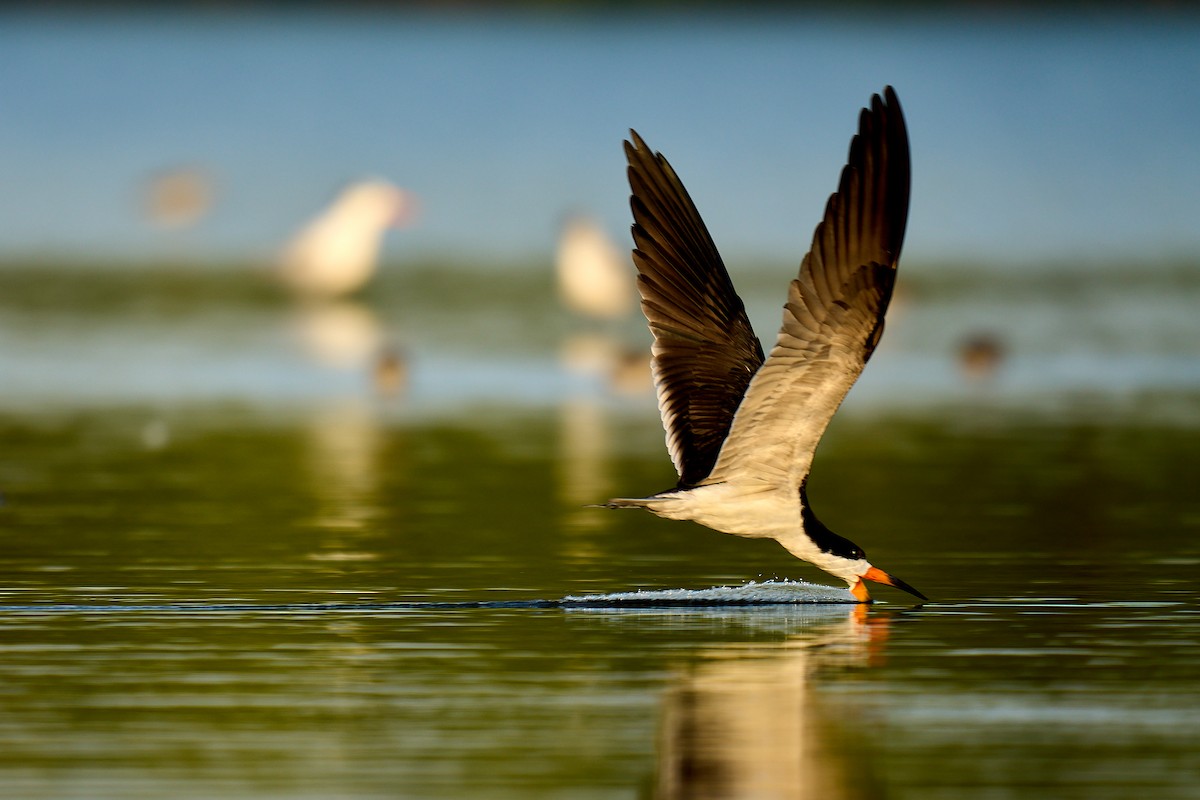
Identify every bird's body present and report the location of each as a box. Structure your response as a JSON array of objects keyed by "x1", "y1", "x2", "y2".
[{"x1": 603, "y1": 88, "x2": 925, "y2": 603}]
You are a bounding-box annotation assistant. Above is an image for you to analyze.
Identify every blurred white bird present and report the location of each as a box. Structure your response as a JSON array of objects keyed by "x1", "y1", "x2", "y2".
[
  {"x1": 555, "y1": 214, "x2": 634, "y2": 320},
  {"x1": 279, "y1": 180, "x2": 417, "y2": 298}
]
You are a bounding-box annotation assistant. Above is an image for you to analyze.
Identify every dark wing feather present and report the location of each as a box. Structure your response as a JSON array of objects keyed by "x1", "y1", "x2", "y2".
[
  {"x1": 798, "y1": 86, "x2": 910, "y2": 344},
  {"x1": 706, "y1": 87, "x2": 911, "y2": 488},
  {"x1": 625, "y1": 131, "x2": 765, "y2": 488}
]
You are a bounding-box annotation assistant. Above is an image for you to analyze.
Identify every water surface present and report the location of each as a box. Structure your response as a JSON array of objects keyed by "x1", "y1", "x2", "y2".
[{"x1": 2, "y1": 381, "x2": 1198, "y2": 797}]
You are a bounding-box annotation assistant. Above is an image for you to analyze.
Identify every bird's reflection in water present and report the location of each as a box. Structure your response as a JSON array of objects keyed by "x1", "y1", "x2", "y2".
[
  {"x1": 559, "y1": 332, "x2": 654, "y2": 396},
  {"x1": 656, "y1": 608, "x2": 889, "y2": 799},
  {"x1": 286, "y1": 299, "x2": 410, "y2": 399},
  {"x1": 288, "y1": 300, "x2": 384, "y2": 370},
  {"x1": 283, "y1": 295, "x2": 405, "y2": 561},
  {"x1": 557, "y1": 397, "x2": 613, "y2": 563},
  {"x1": 559, "y1": 331, "x2": 624, "y2": 378},
  {"x1": 302, "y1": 397, "x2": 389, "y2": 562}
]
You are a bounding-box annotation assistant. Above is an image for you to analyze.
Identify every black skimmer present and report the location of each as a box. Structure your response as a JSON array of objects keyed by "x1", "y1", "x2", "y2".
[{"x1": 602, "y1": 87, "x2": 926, "y2": 603}]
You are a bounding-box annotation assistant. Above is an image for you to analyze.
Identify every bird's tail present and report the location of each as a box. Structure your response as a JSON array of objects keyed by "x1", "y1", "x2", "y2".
[
  {"x1": 588, "y1": 491, "x2": 688, "y2": 518},
  {"x1": 586, "y1": 497, "x2": 655, "y2": 510}
]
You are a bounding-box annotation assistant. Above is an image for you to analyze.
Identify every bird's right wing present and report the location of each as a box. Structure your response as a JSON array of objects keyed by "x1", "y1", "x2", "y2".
[
  {"x1": 706, "y1": 87, "x2": 911, "y2": 489},
  {"x1": 625, "y1": 132, "x2": 766, "y2": 489}
]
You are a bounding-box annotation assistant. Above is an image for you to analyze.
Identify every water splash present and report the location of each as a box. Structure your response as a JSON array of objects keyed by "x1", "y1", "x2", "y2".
[{"x1": 561, "y1": 579, "x2": 857, "y2": 607}]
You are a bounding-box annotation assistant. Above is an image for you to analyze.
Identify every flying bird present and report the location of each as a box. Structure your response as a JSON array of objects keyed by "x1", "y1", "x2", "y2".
[{"x1": 602, "y1": 87, "x2": 925, "y2": 603}]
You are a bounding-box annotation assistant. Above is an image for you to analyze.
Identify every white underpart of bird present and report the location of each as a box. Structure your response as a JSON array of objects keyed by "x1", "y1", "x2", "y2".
[
  {"x1": 555, "y1": 214, "x2": 635, "y2": 320},
  {"x1": 602, "y1": 87, "x2": 926, "y2": 603},
  {"x1": 279, "y1": 180, "x2": 417, "y2": 299}
]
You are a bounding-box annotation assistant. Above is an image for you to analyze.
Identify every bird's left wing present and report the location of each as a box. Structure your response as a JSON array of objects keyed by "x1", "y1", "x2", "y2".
[
  {"x1": 625, "y1": 131, "x2": 766, "y2": 489},
  {"x1": 706, "y1": 87, "x2": 911, "y2": 489}
]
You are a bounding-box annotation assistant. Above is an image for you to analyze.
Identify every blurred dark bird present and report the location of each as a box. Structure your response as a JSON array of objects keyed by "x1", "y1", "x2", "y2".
[
  {"x1": 602, "y1": 87, "x2": 925, "y2": 603},
  {"x1": 959, "y1": 332, "x2": 1006, "y2": 381},
  {"x1": 372, "y1": 346, "x2": 409, "y2": 398}
]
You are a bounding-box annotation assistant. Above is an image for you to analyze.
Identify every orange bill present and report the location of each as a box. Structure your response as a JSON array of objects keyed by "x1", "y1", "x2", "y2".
[{"x1": 863, "y1": 566, "x2": 928, "y2": 602}]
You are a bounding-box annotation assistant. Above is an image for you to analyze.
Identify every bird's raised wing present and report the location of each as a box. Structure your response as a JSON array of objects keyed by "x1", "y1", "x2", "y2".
[
  {"x1": 625, "y1": 131, "x2": 765, "y2": 489},
  {"x1": 705, "y1": 87, "x2": 911, "y2": 489}
]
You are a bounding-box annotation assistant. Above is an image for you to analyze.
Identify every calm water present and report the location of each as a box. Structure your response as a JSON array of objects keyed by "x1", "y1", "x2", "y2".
[{"x1": 1, "y1": 261, "x2": 1199, "y2": 797}]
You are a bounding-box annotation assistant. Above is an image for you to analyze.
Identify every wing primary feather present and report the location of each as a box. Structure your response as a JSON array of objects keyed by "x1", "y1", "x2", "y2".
[
  {"x1": 704, "y1": 88, "x2": 911, "y2": 489},
  {"x1": 623, "y1": 89, "x2": 910, "y2": 493},
  {"x1": 624, "y1": 131, "x2": 765, "y2": 488}
]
